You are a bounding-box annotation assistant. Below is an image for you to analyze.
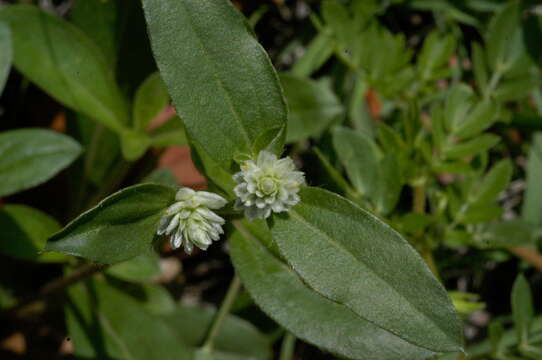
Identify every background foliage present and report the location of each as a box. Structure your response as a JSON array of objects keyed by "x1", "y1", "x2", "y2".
[{"x1": 1, "y1": 0, "x2": 542, "y2": 359}]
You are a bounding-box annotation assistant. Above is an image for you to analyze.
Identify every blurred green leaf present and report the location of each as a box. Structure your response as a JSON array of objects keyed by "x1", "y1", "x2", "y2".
[
  {"x1": 107, "y1": 251, "x2": 161, "y2": 283},
  {"x1": 143, "y1": 0, "x2": 287, "y2": 168},
  {"x1": 468, "y1": 158, "x2": 512, "y2": 205},
  {"x1": 271, "y1": 187, "x2": 463, "y2": 352},
  {"x1": 478, "y1": 220, "x2": 537, "y2": 248},
  {"x1": 454, "y1": 100, "x2": 500, "y2": 139},
  {"x1": 494, "y1": 75, "x2": 541, "y2": 102},
  {"x1": 332, "y1": 126, "x2": 380, "y2": 196},
  {"x1": 0, "y1": 128, "x2": 82, "y2": 197},
  {"x1": 442, "y1": 134, "x2": 500, "y2": 159},
  {"x1": 229, "y1": 226, "x2": 438, "y2": 360},
  {"x1": 0, "y1": 5, "x2": 129, "y2": 133},
  {"x1": 142, "y1": 168, "x2": 178, "y2": 188},
  {"x1": 0, "y1": 22, "x2": 11, "y2": 94},
  {"x1": 489, "y1": 321, "x2": 506, "y2": 357},
  {"x1": 70, "y1": 0, "x2": 121, "y2": 66},
  {"x1": 120, "y1": 129, "x2": 151, "y2": 161},
  {"x1": 149, "y1": 116, "x2": 187, "y2": 148},
  {"x1": 417, "y1": 31, "x2": 455, "y2": 81},
  {"x1": 291, "y1": 28, "x2": 334, "y2": 77},
  {"x1": 457, "y1": 204, "x2": 503, "y2": 224},
  {"x1": 444, "y1": 84, "x2": 474, "y2": 132},
  {"x1": 511, "y1": 274, "x2": 534, "y2": 346},
  {"x1": 472, "y1": 42, "x2": 488, "y2": 94},
  {"x1": 522, "y1": 133, "x2": 542, "y2": 226},
  {"x1": 45, "y1": 184, "x2": 175, "y2": 264},
  {"x1": 133, "y1": 72, "x2": 170, "y2": 131},
  {"x1": 162, "y1": 304, "x2": 272, "y2": 360},
  {"x1": 374, "y1": 154, "x2": 402, "y2": 215},
  {"x1": 0, "y1": 204, "x2": 66, "y2": 262},
  {"x1": 281, "y1": 74, "x2": 343, "y2": 143},
  {"x1": 66, "y1": 279, "x2": 192, "y2": 360}
]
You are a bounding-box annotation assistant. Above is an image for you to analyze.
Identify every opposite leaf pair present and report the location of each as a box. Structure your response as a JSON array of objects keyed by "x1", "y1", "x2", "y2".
[{"x1": 157, "y1": 151, "x2": 305, "y2": 253}]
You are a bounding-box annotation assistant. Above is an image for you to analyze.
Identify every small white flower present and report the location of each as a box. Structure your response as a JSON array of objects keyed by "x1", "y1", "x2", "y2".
[
  {"x1": 233, "y1": 151, "x2": 305, "y2": 220},
  {"x1": 157, "y1": 187, "x2": 227, "y2": 254}
]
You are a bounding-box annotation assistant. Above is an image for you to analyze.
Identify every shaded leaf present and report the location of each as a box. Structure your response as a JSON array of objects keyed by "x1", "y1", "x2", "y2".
[
  {"x1": 0, "y1": 22, "x2": 11, "y2": 94},
  {"x1": 442, "y1": 134, "x2": 500, "y2": 159},
  {"x1": 511, "y1": 274, "x2": 534, "y2": 346},
  {"x1": 0, "y1": 5, "x2": 129, "y2": 132},
  {"x1": 468, "y1": 158, "x2": 512, "y2": 206},
  {"x1": 0, "y1": 128, "x2": 82, "y2": 197},
  {"x1": 522, "y1": 133, "x2": 542, "y2": 226},
  {"x1": 133, "y1": 72, "x2": 170, "y2": 131},
  {"x1": 45, "y1": 184, "x2": 176, "y2": 264}
]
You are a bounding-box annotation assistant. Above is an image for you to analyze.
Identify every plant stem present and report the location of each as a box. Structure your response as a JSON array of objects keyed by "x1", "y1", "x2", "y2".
[
  {"x1": 279, "y1": 332, "x2": 296, "y2": 360},
  {"x1": 201, "y1": 274, "x2": 242, "y2": 351},
  {"x1": 3, "y1": 263, "x2": 106, "y2": 317},
  {"x1": 509, "y1": 247, "x2": 542, "y2": 271}
]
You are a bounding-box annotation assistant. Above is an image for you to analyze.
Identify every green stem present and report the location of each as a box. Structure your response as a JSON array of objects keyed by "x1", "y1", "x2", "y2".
[
  {"x1": 279, "y1": 332, "x2": 296, "y2": 360},
  {"x1": 484, "y1": 69, "x2": 503, "y2": 100},
  {"x1": 201, "y1": 274, "x2": 242, "y2": 351}
]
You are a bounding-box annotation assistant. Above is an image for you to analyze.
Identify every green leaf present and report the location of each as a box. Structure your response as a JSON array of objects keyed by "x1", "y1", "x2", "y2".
[
  {"x1": 511, "y1": 274, "x2": 534, "y2": 346},
  {"x1": 472, "y1": 42, "x2": 488, "y2": 94},
  {"x1": 0, "y1": 128, "x2": 82, "y2": 197},
  {"x1": 494, "y1": 76, "x2": 541, "y2": 102},
  {"x1": 442, "y1": 134, "x2": 500, "y2": 159},
  {"x1": 0, "y1": 22, "x2": 11, "y2": 94},
  {"x1": 457, "y1": 204, "x2": 503, "y2": 225},
  {"x1": 291, "y1": 28, "x2": 334, "y2": 77},
  {"x1": 454, "y1": 100, "x2": 499, "y2": 139},
  {"x1": 478, "y1": 220, "x2": 537, "y2": 248},
  {"x1": 417, "y1": 32, "x2": 455, "y2": 81},
  {"x1": 143, "y1": 0, "x2": 287, "y2": 167},
  {"x1": 332, "y1": 126, "x2": 380, "y2": 196},
  {"x1": 374, "y1": 154, "x2": 402, "y2": 215},
  {"x1": 444, "y1": 84, "x2": 474, "y2": 132},
  {"x1": 142, "y1": 168, "x2": 178, "y2": 188},
  {"x1": 70, "y1": 0, "x2": 121, "y2": 66},
  {"x1": 120, "y1": 129, "x2": 151, "y2": 161},
  {"x1": 149, "y1": 116, "x2": 187, "y2": 148},
  {"x1": 0, "y1": 204, "x2": 66, "y2": 262},
  {"x1": 133, "y1": 72, "x2": 170, "y2": 131},
  {"x1": 107, "y1": 251, "x2": 161, "y2": 283},
  {"x1": 0, "y1": 5, "x2": 129, "y2": 133},
  {"x1": 468, "y1": 159, "x2": 513, "y2": 205},
  {"x1": 229, "y1": 226, "x2": 438, "y2": 360},
  {"x1": 161, "y1": 304, "x2": 272, "y2": 360},
  {"x1": 66, "y1": 279, "x2": 192, "y2": 360},
  {"x1": 45, "y1": 184, "x2": 176, "y2": 264},
  {"x1": 281, "y1": 74, "x2": 343, "y2": 143},
  {"x1": 271, "y1": 187, "x2": 463, "y2": 352},
  {"x1": 486, "y1": 1, "x2": 522, "y2": 72},
  {"x1": 522, "y1": 133, "x2": 542, "y2": 226}
]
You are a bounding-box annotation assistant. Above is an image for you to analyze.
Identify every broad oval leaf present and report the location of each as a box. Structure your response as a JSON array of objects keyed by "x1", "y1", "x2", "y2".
[
  {"x1": 143, "y1": 0, "x2": 287, "y2": 167},
  {"x1": 45, "y1": 184, "x2": 176, "y2": 264},
  {"x1": 0, "y1": 204, "x2": 66, "y2": 262},
  {"x1": 271, "y1": 187, "x2": 463, "y2": 352},
  {"x1": 229, "y1": 225, "x2": 438, "y2": 360},
  {"x1": 0, "y1": 5, "x2": 129, "y2": 132},
  {"x1": 0, "y1": 128, "x2": 82, "y2": 197},
  {"x1": 0, "y1": 21, "x2": 11, "y2": 94}
]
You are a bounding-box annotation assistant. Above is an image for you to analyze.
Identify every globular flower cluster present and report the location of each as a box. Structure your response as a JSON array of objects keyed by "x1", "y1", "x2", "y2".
[
  {"x1": 233, "y1": 151, "x2": 305, "y2": 220},
  {"x1": 157, "y1": 188, "x2": 227, "y2": 254}
]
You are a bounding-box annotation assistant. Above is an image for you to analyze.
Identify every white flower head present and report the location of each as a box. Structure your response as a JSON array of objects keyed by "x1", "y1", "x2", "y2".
[
  {"x1": 233, "y1": 151, "x2": 305, "y2": 220},
  {"x1": 157, "y1": 188, "x2": 227, "y2": 254}
]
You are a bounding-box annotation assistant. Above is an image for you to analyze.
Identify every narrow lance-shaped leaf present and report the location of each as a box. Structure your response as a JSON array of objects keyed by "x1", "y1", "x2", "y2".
[
  {"x1": 522, "y1": 134, "x2": 542, "y2": 226},
  {"x1": 468, "y1": 159, "x2": 512, "y2": 206},
  {"x1": 511, "y1": 274, "x2": 534, "y2": 346},
  {"x1": 0, "y1": 129, "x2": 82, "y2": 197},
  {"x1": 0, "y1": 22, "x2": 11, "y2": 94},
  {"x1": 229, "y1": 225, "x2": 438, "y2": 360},
  {"x1": 0, "y1": 5, "x2": 129, "y2": 132},
  {"x1": 271, "y1": 187, "x2": 463, "y2": 352},
  {"x1": 142, "y1": 0, "x2": 287, "y2": 168},
  {"x1": 45, "y1": 184, "x2": 176, "y2": 264},
  {"x1": 133, "y1": 72, "x2": 170, "y2": 131}
]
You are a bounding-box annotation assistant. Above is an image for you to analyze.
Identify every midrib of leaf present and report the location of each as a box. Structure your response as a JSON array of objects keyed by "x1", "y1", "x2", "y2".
[
  {"x1": 98, "y1": 312, "x2": 137, "y2": 360},
  {"x1": 178, "y1": 0, "x2": 251, "y2": 149},
  {"x1": 287, "y1": 208, "x2": 457, "y2": 350}
]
